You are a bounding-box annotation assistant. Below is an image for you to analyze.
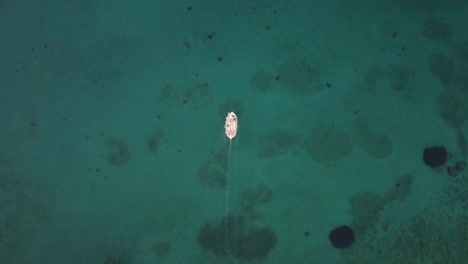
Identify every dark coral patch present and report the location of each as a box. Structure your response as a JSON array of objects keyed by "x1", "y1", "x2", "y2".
[
  {"x1": 329, "y1": 225, "x2": 355, "y2": 249},
  {"x1": 257, "y1": 129, "x2": 298, "y2": 158},
  {"x1": 240, "y1": 183, "x2": 273, "y2": 219},
  {"x1": 146, "y1": 131, "x2": 165, "y2": 152},
  {"x1": 197, "y1": 214, "x2": 276, "y2": 261},
  {"x1": 104, "y1": 138, "x2": 130, "y2": 166},
  {"x1": 423, "y1": 146, "x2": 447, "y2": 168}
]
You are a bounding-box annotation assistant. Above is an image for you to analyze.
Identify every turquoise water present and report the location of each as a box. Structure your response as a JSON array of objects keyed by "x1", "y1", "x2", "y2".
[{"x1": 0, "y1": 1, "x2": 467, "y2": 263}]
